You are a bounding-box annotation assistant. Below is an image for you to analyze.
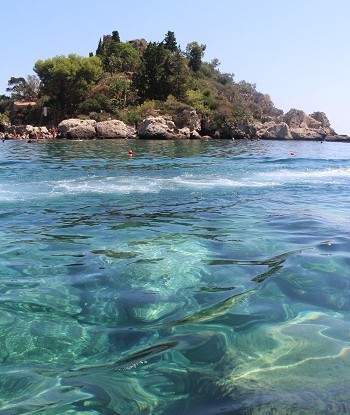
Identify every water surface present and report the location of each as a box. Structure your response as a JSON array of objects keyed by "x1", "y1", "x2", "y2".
[{"x1": 0, "y1": 139, "x2": 350, "y2": 414}]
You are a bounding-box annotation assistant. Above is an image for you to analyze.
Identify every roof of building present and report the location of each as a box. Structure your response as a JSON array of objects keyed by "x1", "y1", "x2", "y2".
[{"x1": 13, "y1": 101, "x2": 37, "y2": 107}]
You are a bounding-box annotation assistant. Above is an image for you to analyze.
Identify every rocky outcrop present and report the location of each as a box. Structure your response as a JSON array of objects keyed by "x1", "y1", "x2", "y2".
[
  {"x1": 57, "y1": 118, "x2": 136, "y2": 139},
  {"x1": 66, "y1": 125, "x2": 96, "y2": 140},
  {"x1": 228, "y1": 109, "x2": 350, "y2": 142},
  {"x1": 128, "y1": 38, "x2": 148, "y2": 53},
  {"x1": 259, "y1": 122, "x2": 293, "y2": 140},
  {"x1": 58, "y1": 119, "x2": 97, "y2": 138},
  {"x1": 26, "y1": 125, "x2": 52, "y2": 139},
  {"x1": 96, "y1": 120, "x2": 136, "y2": 139},
  {"x1": 278, "y1": 109, "x2": 336, "y2": 140},
  {"x1": 137, "y1": 116, "x2": 182, "y2": 139},
  {"x1": 182, "y1": 109, "x2": 201, "y2": 131},
  {"x1": 309, "y1": 111, "x2": 331, "y2": 128},
  {"x1": 176, "y1": 127, "x2": 202, "y2": 139},
  {"x1": 55, "y1": 110, "x2": 349, "y2": 142},
  {"x1": 137, "y1": 116, "x2": 206, "y2": 140}
]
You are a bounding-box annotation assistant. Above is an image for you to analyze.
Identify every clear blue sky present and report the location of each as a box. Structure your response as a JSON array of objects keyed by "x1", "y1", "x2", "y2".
[{"x1": 2, "y1": 0, "x2": 349, "y2": 134}]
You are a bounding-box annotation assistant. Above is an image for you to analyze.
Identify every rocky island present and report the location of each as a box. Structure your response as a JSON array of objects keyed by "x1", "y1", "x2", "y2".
[{"x1": 1, "y1": 30, "x2": 349, "y2": 142}]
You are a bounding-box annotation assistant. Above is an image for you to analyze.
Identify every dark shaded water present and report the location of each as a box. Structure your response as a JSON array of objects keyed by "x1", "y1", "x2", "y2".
[{"x1": 0, "y1": 139, "x2": 350, "y2": 414}]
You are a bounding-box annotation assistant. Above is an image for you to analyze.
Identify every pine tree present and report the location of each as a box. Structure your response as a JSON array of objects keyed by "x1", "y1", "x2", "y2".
[{"x1": 164, "y1": 31, "x2": 177, "y2": 53}]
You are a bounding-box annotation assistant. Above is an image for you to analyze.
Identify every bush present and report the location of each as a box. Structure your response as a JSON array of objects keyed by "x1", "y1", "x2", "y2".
[
  {"x1": 78, "y1": 94, "x2": 111, "y2": 115},
  {"x1": 0, "y1": 113, "x2": 10, "y2": 125}
]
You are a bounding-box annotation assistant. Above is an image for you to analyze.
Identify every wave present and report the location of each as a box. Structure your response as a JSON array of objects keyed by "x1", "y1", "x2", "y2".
[
  {"x1": 257, "y1": 167, "x2": 350, "y2": 184},
  {"x1": 1, "y1": 166, "x2": 349, "y2": 202}
]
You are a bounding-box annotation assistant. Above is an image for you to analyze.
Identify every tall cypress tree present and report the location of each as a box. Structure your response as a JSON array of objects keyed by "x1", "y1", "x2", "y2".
[
  {"x1": 96, "y1": 38, "x2": 103, "y2": 56},
  {"x1": 164, "y1": 31, "x2": 177, "y2": 53}
]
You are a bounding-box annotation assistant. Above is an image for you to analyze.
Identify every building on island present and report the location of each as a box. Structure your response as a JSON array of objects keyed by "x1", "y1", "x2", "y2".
[{"x1": 11, "y1": 101, "x2": 37, "y2": 125}]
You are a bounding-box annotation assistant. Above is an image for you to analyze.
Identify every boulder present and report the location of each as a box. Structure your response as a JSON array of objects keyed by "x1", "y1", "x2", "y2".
[
  {"x1": 58, "y1": 119, "x2": 97, "y2": 138},
  {"x1": 177, "y1": 127, "x2": 191, "y2": 139},
  {"x1": 303, "y1": 115, "x2": 322, "y2": 129},
  {"x1": 230, "y1": 122, "x2": 258, "y2": 139},
  {"x1": 282, "y1": 108, "x2": 335, "y2": 139},
  {"x1": 66, "y1": 125, "x2": 96, "y2": 140},
  {"x1": 182, "y1": 109, "x2": 201, "y2": 131},
  {"x1": 282, "y1": 109, "x2": 306, "y2": 128},
  {"x1": 190, "y1": 130, "x2": 202, "y2": 139},
  {"x1": 309, "y1": 111, "x2": 331, "y2": 128},
  {"x1": 137, "y1": 116, "x2": 180, "y2": 139},
  {"x1": 259, "y1": 122, "x2": 293, "y2": 140},
  {"x1": 96, "y1": 120, "x2": 136, "y2": 139},
  {"x1": 290, "y1": 128, "x2": 326, "y2": 141},
  {"x1": 25, "y1": 125, "x2": 52, "y2": 139}
]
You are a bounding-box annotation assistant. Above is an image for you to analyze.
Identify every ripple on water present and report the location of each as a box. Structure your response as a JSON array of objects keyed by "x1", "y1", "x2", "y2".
[{"x1": 0, "y1": 140, "x2": 350, "y2": 413}]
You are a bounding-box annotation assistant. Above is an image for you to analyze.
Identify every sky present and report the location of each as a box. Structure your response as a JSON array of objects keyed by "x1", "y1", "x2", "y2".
[{"x1": 2, "y1": 0, "x2": 350, "y2": 134}]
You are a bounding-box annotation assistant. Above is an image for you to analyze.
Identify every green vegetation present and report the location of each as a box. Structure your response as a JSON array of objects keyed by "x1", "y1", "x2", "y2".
[
  {"x1": 34, "y1": 54, "x2": 104, "y2": 121},
  {"x1": 0, "y1": 30, "x2": 282, "y2": 135}
]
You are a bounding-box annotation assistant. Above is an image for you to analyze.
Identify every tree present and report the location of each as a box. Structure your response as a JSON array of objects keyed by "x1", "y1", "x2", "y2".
[
  {"x1": 6, "y1": 75, "x2": 40, "y2": 100},
  {"x1": 34, "y1": 54, "x2": 103, "y2": 121},
  {"x1": 133, "y1": 42, "x2": 189, "y2": 101},
  {"x1": 165, "y1": 51, "x2": 189, "y2": 100},
  {"x1": 109, "y1": 76, "x2": 132, "y2": 108},
  {"x1": 25, "y1": 75, "x2": 41, "y2": 99},
  {"x1": 96, "y1": 34, "x2": 140, "y2": 74},
  {"x1": 164, "y1": 31, "x2": 177, "y2": 53},
  {"x1": 0, "y1": 95, "x2": 11, "y2": 113},
  {"x1": 210, "y1": 58, "x2": 221, "y2": 68},
  {"x1": 186, "y1": 42, "x2": 206, "y2": 72},
  {"x1": 96, "y1": 38, "x2": 103, "y2": 56},
  {"x1": 0, "y1": 112, "x2": 10, "y2": 127},
  {"x1": 112, "y1": 30, "x2": 120, "y2": 42},
  {"x1": 110, "y1": 42, "x2": 140, "y2": 72},
  {"x1": 133, "y1": 42, "x2": 169, "y2": 101},
  {"x1": 6, "y1": 77, "x2": 26, "y2": 99}
]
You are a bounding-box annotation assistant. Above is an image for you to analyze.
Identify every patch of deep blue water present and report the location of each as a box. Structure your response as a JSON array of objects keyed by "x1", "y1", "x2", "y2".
[{"x1": 0, "y1": 139, "x2": 350, "y2": 414}]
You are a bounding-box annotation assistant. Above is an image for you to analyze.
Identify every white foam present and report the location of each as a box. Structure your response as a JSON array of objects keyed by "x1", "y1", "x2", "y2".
[
  {"x1": 257, "y1": 167, "x2": 350, "y2": 185},
  {"x1": 171, "y1": 176, "x2": 275, "y2": 188},
  {"x1": 1, "y1": 167, "x2": 348, "y2": 202},
  {"x1": 47, "y1": 175, "x2": 278, "y2": 196},
  {"x1": 53, "y1": 177, "x2": 161, "y2": 195}
]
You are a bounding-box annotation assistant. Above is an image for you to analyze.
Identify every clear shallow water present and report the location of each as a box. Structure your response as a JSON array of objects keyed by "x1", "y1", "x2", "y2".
[{"x1": 0, "y1": 139, "x2": 350, "y2": 414}]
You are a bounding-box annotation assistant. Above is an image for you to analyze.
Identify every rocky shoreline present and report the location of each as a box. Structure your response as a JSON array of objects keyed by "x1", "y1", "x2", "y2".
[
  {"x1": 55, "y1": 108, "x2": 350, "y2": 142},
  {"x1": 3, "y1": 108, "x2": 350, "y2": 142}
]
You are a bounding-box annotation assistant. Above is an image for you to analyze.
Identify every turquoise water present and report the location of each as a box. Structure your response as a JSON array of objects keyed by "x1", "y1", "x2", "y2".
[{"x1": 0, "y1": 138, "x2": 350, "y2": 414}]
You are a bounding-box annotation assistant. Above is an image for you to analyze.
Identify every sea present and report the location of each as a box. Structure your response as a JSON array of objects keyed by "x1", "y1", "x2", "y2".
[{"x1": 0, "y1": 138, "x2": 350, "y2": 414}]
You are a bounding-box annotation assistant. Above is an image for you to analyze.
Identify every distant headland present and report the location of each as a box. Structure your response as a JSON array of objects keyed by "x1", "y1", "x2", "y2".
[{"x1": 1, "y1": 30, "x2": 349, "y2": 142}]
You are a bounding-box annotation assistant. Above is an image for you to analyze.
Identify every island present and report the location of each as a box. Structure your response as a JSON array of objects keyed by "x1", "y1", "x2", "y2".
[{"x1": 0, "y1": 30, "x2": 349, "y2": 142}]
